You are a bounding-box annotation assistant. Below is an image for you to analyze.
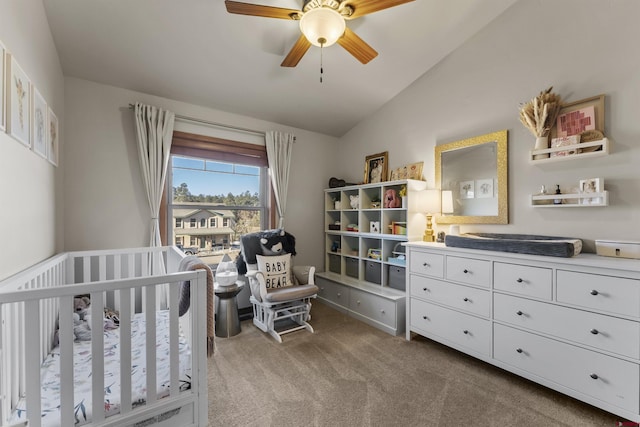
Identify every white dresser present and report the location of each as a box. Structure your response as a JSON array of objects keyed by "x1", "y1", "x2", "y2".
[{"x1": 405, "y1": 241, "x2": 640, "y2": 422}]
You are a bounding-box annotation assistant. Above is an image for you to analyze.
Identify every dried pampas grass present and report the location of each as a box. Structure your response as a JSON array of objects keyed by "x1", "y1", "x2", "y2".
[{"x1": 519, "y1": 87, "x2": 562, "y2": 138}]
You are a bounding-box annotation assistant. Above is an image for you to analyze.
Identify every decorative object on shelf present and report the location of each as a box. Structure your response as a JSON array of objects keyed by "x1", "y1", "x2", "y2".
[
  {"x1": 388, "y1": 242, "x2": 406, "y2": 265},
  {"x1": 349, "y1": 194, "x2": 359, "y2": 209},
  {"x1": 369, "y1": 221, "x2": 380, "y2": 233},
  {"x1": 533, "y1": 185, "x2": 553, "y2": 205},
  {"x1": 550, "y1": 135, "x2": 580, "y2": 157},
  {"x1": 371, "y1": 195, "x2": 381, "y2": 208},
  {"x1": 417, "y1": 189, "x2": 441, "y2": 242},
  {"x1": 215, "y1": 254, "x2": 239, "y2": 287},
  {"x1": 553, "y1": 184, "x2": 563, "y2": 205},
  {"x1": 390, "y1": 161, "x2": 424, "y2": 181},
  {"x1": 579, "y1": 177, "x2": 603, "y2": 205},
  {"x1": 383, "y1": 188, "x2": 401, "y2": 208},
  {"x1": 579, "y1": 129, "x2": 605, "y2": 152},
  {"x1": 328, "y1": 177, "x2": 356, "y2": 188},
  {"x1": 436, "y1": 231, "x2": 446, "y2": 243},
  {"x1": 399, "y1": 185, "x2": 407, "y2": 208},
  {"x1": 330, "y1": 240, "x2": 340, "y2": 252},
  {"x1": 367, "y1": 248, "x2": 381, "y2": 260},
  {"x1": 519, "y1": 87, "x2": 562, "y2": 160},
  {"x1": 364, "y1": 151, "x2": 388, "y2": 184},
  {"x1": 389, "y1": 221, "x2": 407, "y2": 235},
  {"x1": 346, "y1": 223, "x2": 358, "y2": 232}
]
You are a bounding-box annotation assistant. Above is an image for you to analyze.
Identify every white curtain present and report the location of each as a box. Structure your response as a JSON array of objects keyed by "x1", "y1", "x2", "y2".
[
  {"x1": 134, "y1": 103, "x2": 175, "y2": 248},
  {"x1": 265, "y1": 131, "x2": 295, "y2": 229}
]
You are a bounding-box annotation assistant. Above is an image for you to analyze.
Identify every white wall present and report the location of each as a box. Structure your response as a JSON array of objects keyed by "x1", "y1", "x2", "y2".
[
  {"x1": 336, "y1": 0, "x2": 640, "y2": 252},
  {"x1": 0, "y1": 0, "x2": 64, "y2": 280},
  {"x1": 63, "y1": 77, "x2": 339, "y2": 268}
]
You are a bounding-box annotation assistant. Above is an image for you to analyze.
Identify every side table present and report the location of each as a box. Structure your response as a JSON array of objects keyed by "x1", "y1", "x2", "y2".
[{"x1": 214, "y1": 281, "x2": 244, "y2": 337}]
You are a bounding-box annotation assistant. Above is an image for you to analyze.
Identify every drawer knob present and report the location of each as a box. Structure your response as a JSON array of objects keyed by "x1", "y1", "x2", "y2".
[
  {"x1": 590, "y1": 328, "x2": 599, "y2": 335},
  {"x1": 423, "y1": 262, "x2": 430, "y2": 267},
  {"x1": 516, "y1": 348, "x2": 523, "y2": 353},
  {"x1": 516, "y1": 310, "x2": 523, "y2": 316},
  {"x1": 357, "y1": 300, "x2": 361, "y2": 305},
  {"x1": 516, "y1": 278, "x2": 523, "y2": 283},
  {"x1": 337, "y1": 293, "x2": 341, "y2": 297},
  {"x1": 590, "y1": 290, "x2": 599, "y2": 296},
  {"x1": 463, "y1": 329, "x2": 469, "y2": 334},
  {"x1": 463, "y1": 269, "x2": 469, "y2": 274},
  {"x1": 380, "y1": 309, "x2": 385, "y2": 314},
  {"x1": 422, "y1": 315, "x2": 428, "y2": 320},
  {"x1": 423, "y1": 287, "x2": 429, "y2": 292},
  {"x1": 463, "y1": 297, "x2": 469, "y2": 302},
  {"x1": 590, "y1": 373, "x2": 599, "y2": 380}
]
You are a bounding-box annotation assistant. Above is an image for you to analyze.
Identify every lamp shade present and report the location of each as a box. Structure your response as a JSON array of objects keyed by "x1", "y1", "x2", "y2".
[
  {"x1": 441, "y1": 190, "x2": 454, "y2": 214},
  {"x1": 417, "y1": 189, "x2": 441, "y2": 213},
  {"x1": 300, "y1": 7, "x2": 346, "y2": 47}
]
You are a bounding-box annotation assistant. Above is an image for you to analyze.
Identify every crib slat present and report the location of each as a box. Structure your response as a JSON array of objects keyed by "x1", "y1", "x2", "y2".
[
  {"x1": 25, "y1": 300, "x2": 41, "y2": 427},
  {"x1": 145, "y1": 286, "x2": 157, "y2": 405},
  {"x1": 119, "y1": 288, "x2": 132, "y2": 414},
  {"x1": 90, "y1": 293, "x2": 105, "y2": 423},
  {"x1": 169, "y1": 282, "x2": 179, "y2": 397},
  {"x1": 83, "y1": 256, "x2": 91, "y2": 283},
  {"x1": 59, "y1": 297, "x2": 75, "y2": 427}
]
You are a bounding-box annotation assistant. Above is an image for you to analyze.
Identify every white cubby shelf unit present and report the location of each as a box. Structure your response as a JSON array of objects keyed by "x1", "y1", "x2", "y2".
[{"x1": 323, "y1": 179, "x2": 427, "y2": 286}]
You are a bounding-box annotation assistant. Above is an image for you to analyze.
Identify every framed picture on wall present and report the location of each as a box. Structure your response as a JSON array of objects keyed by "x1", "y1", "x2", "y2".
[
  {"x1": 475, "y1": 178, "x2": 494, "y2": 198},
  {"x1": 48, "y1": 108, "x2": 59, "y2": 166},
  {"x1": 0, "y1": 41, "x2": 6, "y2": 132},
  {"x1": 32, "y1": 86, "x2": 48, "y2": 158},
  {"x1": 9, "y1": 56, "x2": 31, "y2": 147},
  {"x1": 364, "y1": 151, "x2": 388, "y2": 184}
]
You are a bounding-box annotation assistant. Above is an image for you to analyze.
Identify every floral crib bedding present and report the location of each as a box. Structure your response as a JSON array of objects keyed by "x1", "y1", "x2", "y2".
[{"x1": 11, "y1": 310, "x2": 192, "y2": 426}]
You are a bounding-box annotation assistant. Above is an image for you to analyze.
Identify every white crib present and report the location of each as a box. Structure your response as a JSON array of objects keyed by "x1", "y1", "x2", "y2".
[{"x1": 0, "y1": 246, "x2": 209, "y2": 427}]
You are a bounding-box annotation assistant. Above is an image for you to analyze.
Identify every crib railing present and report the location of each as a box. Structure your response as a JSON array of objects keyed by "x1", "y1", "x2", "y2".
[{"x1": 0, "y1": 246, "x2": 208, "y2": 427}]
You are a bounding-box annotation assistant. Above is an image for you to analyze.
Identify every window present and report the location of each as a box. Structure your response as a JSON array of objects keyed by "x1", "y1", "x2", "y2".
[
  {"x1": 166, "y1": 131, "x2": 271, "y2": 264},
  {"x1": 175, "y1": 218, "x2": 182, "y2": 227}
]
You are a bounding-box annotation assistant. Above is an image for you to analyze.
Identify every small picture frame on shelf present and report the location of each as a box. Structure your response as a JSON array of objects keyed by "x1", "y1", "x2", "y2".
[
  {"x1": 389, "y1": 161, "x2": 424, "y2": 181},
  {"x1": 579, "y1": 178, "x2": 603, "y2": 205},
  {"x1": 551, "y1": 95, "x2": 605, "y2": 143},
  {"x1": 367, "y1": 248, "x2": 381, "y2": 260},
  {"x1": 550, "y1": 135, "x2": 580, "y2": 157},
  {"x1": 364, "y1": 151, "x2": 388, "y2": 184}
]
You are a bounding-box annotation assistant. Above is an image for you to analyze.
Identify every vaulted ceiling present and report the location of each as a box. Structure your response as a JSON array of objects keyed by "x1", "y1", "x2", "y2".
[{"x1": 43, "y1": 0, "x2": 517, "y2": 137}]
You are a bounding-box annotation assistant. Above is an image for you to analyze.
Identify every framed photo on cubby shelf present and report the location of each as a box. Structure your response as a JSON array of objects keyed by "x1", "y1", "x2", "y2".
[
  {"x1": 364, "y1": 151, "x2": 388, "y2": 184},
  {"x1": 579, "y1": 177, "x2": 603, "y2": 205}
]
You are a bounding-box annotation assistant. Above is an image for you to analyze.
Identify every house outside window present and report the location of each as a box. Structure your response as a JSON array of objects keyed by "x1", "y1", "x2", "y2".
[
  {"x1": 200, "y1": 218, "x2": 206, "y2": 227},
  {"x1": 175, "y1": 218, "x2": 182, "y2": 228},
  {"x1": 190, "y1": 218, "x2": 196, "y2": 227},
  {"x1": 210, "y1": 218, "x2": 217, "y2": 227},
  {"x1": 223, "y1": 218, "x2": 230, "y2": 227}
]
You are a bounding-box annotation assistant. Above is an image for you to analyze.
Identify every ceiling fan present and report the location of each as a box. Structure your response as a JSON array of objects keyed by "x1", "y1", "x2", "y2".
[{"x1": 224, "y1": 0, "x2": 415, "y2": 67}]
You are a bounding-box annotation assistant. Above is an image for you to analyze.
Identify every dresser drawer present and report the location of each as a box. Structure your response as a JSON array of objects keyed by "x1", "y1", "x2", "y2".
[
  {"x1": 317, "y1": 279, "x2": 349, "y2": 307},
  {"x1": 494, "y1": 324, "x2": 639, "y2": 414},
  {"x1": 350, "y1": 288, "x2": 396, "y2": 328},
  {"x1": 410, "y1": 275, "x2": 490, "y2": 317},
  {"x1": 557, "y1": 270, "x2": 640, "y2": 318},
  {"x1": 494, "y1": 262, "x2": 552, "y2": 300},
  {"x1": 409, "y1": 251, "x2": 444, "y2": 278},
  {"x1": 411, "y1": 299, "x2": 490, "y2": 356},
  {"x1": 494, "y1": 293, "x2": 640, "y2": 359},
  {"x1": 445, "y1": 256, "x2": 491, "y2": 288}
]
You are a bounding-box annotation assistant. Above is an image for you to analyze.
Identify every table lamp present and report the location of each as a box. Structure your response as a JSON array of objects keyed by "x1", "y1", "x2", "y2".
[{"x1": 419, "y1": 189, "x2": 441, "y2": 242}]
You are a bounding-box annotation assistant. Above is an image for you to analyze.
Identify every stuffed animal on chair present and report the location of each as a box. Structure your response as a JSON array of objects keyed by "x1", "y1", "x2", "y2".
[{"x1": 236, "y1": 229, "x2": 296, "y2": 274}]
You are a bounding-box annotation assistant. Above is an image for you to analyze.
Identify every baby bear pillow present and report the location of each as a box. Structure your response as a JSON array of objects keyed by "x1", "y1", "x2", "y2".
[{"x1": 256, "y1": 253, "x2": 292, "y2": 290}]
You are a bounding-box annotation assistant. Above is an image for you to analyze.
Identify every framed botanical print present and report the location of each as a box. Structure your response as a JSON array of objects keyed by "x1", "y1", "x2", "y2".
[
  {"x1": 0, "y1": 41, "x2": 6, "y2": 132},
  {"x1": 48, "y1": 108, "x2": 59, "y2": 166},
  {"x1": 9, "y1": 56, "x2": 31, "y2": 147},
  {"x1": 32, "y1": 87, "x2": 48, "y2": 158}
]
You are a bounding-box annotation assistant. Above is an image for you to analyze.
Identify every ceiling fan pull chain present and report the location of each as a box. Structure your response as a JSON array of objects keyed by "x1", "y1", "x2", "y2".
[{"x1": 320, "y1": 41, "x2": 324, "y2": 83}]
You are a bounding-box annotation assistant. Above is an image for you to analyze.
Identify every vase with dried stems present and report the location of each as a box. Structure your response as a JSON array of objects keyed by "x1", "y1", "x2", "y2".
[{"x1": 519, "y1": 87, "x2": 562, "y2": 159}]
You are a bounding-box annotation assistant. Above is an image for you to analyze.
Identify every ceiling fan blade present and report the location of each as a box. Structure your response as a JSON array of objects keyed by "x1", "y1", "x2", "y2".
[
  {"x1": 337, "y1": 27, "x2": 378, "y2": 64},
  {"x1": 225, "y1": 0, "x2": 301, "y2": 19},
  {"x1": 343, "y1": 0, "x2": 415, "y2": 19},
  {"x1": 281, "y1": 35, "x2": 312, "y2": 67}
]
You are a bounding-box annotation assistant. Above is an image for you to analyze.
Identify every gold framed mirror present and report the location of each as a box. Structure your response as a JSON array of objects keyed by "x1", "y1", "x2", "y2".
[{"x1": 435, "y1": 129, "x2": 508, "y2": 224}]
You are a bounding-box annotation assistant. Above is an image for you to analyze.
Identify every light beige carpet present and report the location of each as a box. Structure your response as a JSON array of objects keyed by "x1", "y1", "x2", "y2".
[{"x1": 208, "y1": 301, "x2": 623, "y2": 426}]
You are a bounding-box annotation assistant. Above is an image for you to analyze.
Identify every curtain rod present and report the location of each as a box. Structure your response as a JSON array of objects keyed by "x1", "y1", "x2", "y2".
[{"x1": 128, "y1": 103, "x2": 269, "y2": 138}]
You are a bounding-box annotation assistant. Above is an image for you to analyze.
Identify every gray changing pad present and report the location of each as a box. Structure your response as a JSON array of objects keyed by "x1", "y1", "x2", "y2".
[{"x1": 444, "y1": 233, "x2": 582, "y2": 257}]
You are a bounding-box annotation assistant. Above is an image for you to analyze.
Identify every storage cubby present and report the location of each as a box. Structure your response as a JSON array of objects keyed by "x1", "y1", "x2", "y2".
[{"x1": 318, "y1": 179, "x2": 427, "y2": 336}]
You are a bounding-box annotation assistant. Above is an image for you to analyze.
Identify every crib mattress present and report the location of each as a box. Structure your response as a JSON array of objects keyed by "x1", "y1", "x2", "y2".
[{"x1": 11, "y1": 310, "x2": 192, "y2": 426}]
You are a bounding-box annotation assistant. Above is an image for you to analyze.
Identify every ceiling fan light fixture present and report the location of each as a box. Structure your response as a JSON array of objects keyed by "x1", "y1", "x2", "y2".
[{"x1": 299, "y1": 7, "x2": 345, "y2": 47}]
